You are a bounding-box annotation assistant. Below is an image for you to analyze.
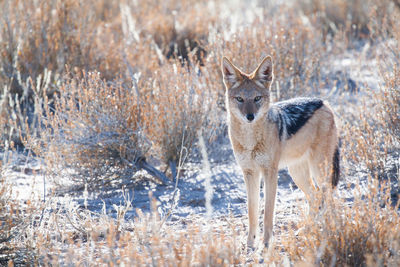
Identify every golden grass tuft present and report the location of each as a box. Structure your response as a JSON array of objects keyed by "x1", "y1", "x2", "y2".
[
  {"x1": 144, "y1": 61, "x2": 219, "y2": 166},
  {"x1": 277, "y1": 181, "x2": 400, "y2": 266}
]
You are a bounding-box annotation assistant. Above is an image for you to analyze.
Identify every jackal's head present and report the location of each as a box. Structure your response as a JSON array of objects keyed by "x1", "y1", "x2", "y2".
[{"x1": 222, "y1": 56, "x2": 274, "y2": 123}]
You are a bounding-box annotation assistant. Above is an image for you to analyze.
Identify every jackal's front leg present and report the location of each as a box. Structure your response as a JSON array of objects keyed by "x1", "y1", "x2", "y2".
[
  {"x1": 261, "y1": 166, "x2": 278, "y2": 248},
  {"x1": 243, "y1": 169, "x2": 260, "y2": 249}
]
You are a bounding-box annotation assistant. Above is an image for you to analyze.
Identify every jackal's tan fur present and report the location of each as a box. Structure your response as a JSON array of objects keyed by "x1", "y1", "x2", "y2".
[{"x1": 222, "y1": 56, "x2": 339, "y2": 248}]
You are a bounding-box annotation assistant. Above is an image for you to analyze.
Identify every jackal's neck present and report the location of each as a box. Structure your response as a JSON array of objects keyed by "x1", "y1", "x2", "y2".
[
  {"x1": 228, "y1": 111, "x2": 265, "y2": 137},
  {"x1": 228, "y1": 113, "x2": 265, "y2": 151}
]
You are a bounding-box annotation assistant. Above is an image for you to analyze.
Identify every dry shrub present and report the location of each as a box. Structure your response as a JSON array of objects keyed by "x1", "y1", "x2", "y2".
[
  {"x1": 277, "y1": 180, "x2": 400, "y2": 266},
  {"x1": 0, "y1": 87, "x2": 11, "y2": 148},
  {"x1": 0, "y1": 0, "x2": 216, "y2": 174},
  {"x1": 0, "y1": 0, "x2": 210, "y2": 97},
  {"x1": 377, "y1": 67, "x2": 400, "y2": 141},
  {"x1": 342, "y1": 105, "x2": 389, "y2": 178},
  {"x1": 299, "y1": 0, "x2": 399, "y2": 43},
  {"x1": 339, "y1": 15, "x2": 399, "y2": 178},
  {"x1": 0, "y1": 0, "x2": 125, "y2": 144},
  {"x1": 300, "y1": 0, "x2": 368, "y2": 39},
  {"x1": 0, "y1": 0, "x2": 123, "y2": 88},
  {"x1": 368, "y1": 0, "x2": 400, "y2": 41},
  {"x1": 17, "y1": 65, "x2": 219, "y2": 189},
  {"x1": 125, "y1": 0, "x2": 210, "y2": 63},
  {"x1": 144, "y1": 61, "x2": 219, "y2": 170},
  {"x1": 342, "y1": 59, "x2": 399, "y2": 179},
  {"x1": 377, "y1": 33, "x2": 400, "y2": 141},
  {"x1": 21, "y1": 72, "x2": 150, "y2": 189}
]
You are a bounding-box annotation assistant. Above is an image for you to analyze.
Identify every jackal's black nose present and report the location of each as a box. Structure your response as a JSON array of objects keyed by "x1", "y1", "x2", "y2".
[{"x1": 246, "y1": 114, "x2": 255, "y2": 122}]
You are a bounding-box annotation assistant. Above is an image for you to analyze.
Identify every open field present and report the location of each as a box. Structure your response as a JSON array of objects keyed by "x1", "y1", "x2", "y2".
[{"x1": 1, "y1": 0, "x2": 399, "y2": 265}]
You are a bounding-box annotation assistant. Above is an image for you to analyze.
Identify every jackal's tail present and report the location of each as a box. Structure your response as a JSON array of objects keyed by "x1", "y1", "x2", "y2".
[{"x1": 332, "y1": 146, "x2": 340, "y2": 187}]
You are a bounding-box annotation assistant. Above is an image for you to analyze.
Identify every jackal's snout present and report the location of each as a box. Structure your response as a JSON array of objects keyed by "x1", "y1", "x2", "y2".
[{"x1": 246, "y1": 113, "x2": 255, "y2": 122}]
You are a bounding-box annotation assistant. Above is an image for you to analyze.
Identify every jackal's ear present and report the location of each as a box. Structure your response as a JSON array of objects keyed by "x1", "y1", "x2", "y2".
[
  {"x1": 222, "y1": 57, "x2": 243, "y2": 89},
  {"x1": 252, "y1": 56, "x2": 274, "y2": 88}
]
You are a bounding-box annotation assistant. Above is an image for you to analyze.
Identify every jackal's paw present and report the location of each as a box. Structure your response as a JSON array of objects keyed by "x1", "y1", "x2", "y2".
[
  {"x1": 247, "y1": 233, "x2": 256, "y2": 246},
  {"x1": 242, "y1": 240, "x2": 255, "y2": 254},
  {"x1": 246, "y1": 245, "x2": 256, "y2": 254},
  {"x1": 263, "y1": 234, "x2": 273, "y2": 248}
]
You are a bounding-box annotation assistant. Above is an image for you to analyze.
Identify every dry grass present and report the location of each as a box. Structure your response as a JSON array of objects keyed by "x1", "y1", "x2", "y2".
[
  {"x1": 31, "y1": 198, "x2": 246, "y2": 266},
  {"x1": 274, "y1": 181, "x2": 400, "y2": 266},
  {"x1": 9, "y1": 177, "x2": 398, "y2": 266},
  {"x1": 341, "y1": 39, "x2": 400, "y2": 179},
  {"x1": 299, "y1": 0, "x2": 399, "y2": 44},
  {"x1": 0, "y1": 0, "x2": 399, "y2": 265},
  {"x1": 19, "y1": 72, "x2": 152, "y2": 189},
  {"x1": 144, "y1": 61, "x2": 219, "y2": 167}
]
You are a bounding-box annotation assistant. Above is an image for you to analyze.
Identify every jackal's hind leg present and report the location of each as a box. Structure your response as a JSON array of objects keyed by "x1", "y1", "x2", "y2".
[
  {"x1": 308, "y1": 154, "x2": 332, "y2": 190},
  {"x1": 288, "y1": 161, "x2": 315, "y2": 201}
]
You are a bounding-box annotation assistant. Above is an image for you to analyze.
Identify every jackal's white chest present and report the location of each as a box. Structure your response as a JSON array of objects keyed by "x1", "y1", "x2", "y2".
[
  {"x1": 237, "y1": 124, "x2": 258, "y2": 149},
  {"x1": 228, "y1": 122, "x2": 258, "y2": 149},
  {"x1": 229, "y1": 123, "x2": 272, "y2": 168}
]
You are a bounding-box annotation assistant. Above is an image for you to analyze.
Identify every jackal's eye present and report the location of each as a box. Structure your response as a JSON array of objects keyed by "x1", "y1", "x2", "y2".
[
  {"x1": 235, "y1": 96, "x2": 244, "y2": 103},
  {"x1": 254, "y1": 96, "x2": 262, "y2": 102}
]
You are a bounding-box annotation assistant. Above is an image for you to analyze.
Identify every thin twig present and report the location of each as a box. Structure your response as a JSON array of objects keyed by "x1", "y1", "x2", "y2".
[
  {"x1": 136, "y1": 158, "x2": 170, "y2": 185},
  {"x1": 198, "y1": 130, "x2": 213, "y2": 219},
  {"x1": 159, "y1": 132, "x2": 188, "y2": 229},
  {"x1": 65, "y1": 210, "x2": 89, "y2": 237}
]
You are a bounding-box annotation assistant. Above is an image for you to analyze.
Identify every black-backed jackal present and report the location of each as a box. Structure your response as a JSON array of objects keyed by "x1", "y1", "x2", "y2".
[{"x1": 221, "y1": 56, "x2": 340, "y2": 249}]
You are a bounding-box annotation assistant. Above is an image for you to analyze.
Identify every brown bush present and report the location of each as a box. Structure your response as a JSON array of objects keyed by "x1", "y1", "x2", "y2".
[
  {"x1": 125, "y1": 0, "x2": 210, "y2": 63},
  {"x1": 0, "y1": 0, "x2": 123, "y2": 88},
  {"x1": 144, "y1": 61, "x2": 219, "y2": 168},
  {"x1": 341, "y1": 51, "x2": 400, "y2": 179},
  {"x1": 299, "y1": 0, "x2": 400, "y2": 43},
  {"x1": 272, "y1": 179, "x2": 400, "y2": 266},
  {"x1": 21, "y1": 72, "x2": 150, "y2": 189}
]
